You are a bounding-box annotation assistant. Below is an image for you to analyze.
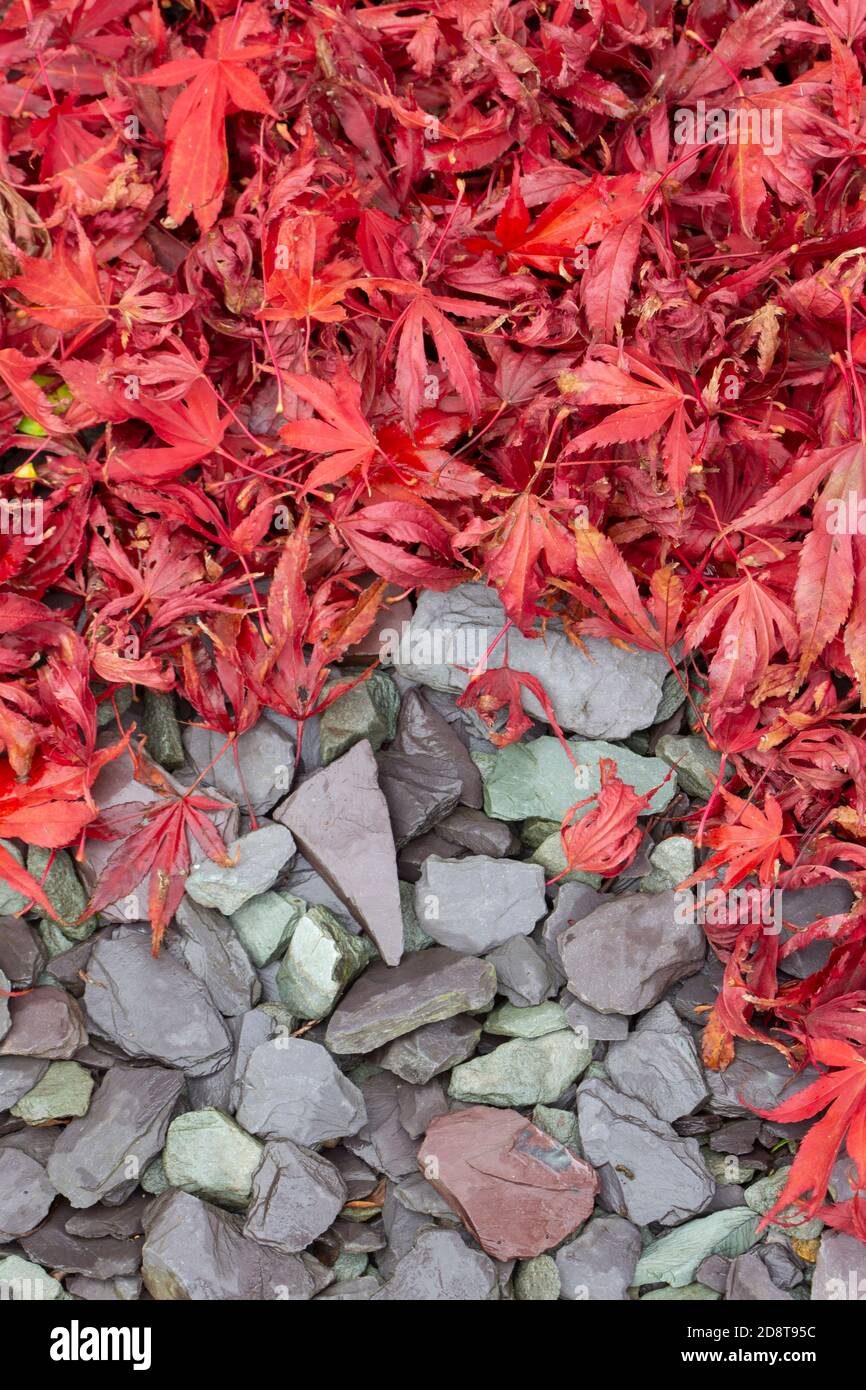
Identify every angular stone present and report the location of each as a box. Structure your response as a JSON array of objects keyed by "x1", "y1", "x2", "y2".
[
  {"x1": 415, "y1": 855, "x2": 546, "y2": 955},
  {"x1": 27, "y1": 847, "x2": 95, "y2": 940},
  {"x1": 397, "y1": 831, "x2": 465, "y2": 882},
  {"x1": 371, "y1": 1226, "x2": 498, "y2": 1300},
  {"x1": 577, "y1": 1077, "x2": 714, "y2": 1226},
  {"x1": 485, "y1": 1001, "x2": 567, "y2": 1038},
  {"x1": 532, "y1": 1104, "x2": 581, "y2": 1152},
  {"x1": 83, "y1": 931, "x2": 232, "y2": 1076},
  {"x1": 560, "y1": 891, "x2": 705, "y2": 1015},
  {"x1": 812, "y1": 1229, "x2": 866, "y2": 1300},
  {"x1": 726, "y1": 1250, "x2": 794, "y2": 1300},
  {"x1": 65, "y1": 1194, "x2": 149, "y2": 1239},
  {"x1": 0, "y1": 1056, "x2": 49, "y2": 1110},
  {"x1": 394, "y1": 584, "x2": 670, "y2": 739},
  {"x1": 235, "y1": 1036, "x2": 366, "y2": 1144},
  {"x1": 66, "y1": 1274, "x2": 141, "y2": 1300},
  {"x1": 0, "y1": 918, "x2": 46, "y2": 989},
  {"x1": 474, "y1": 736, "x2": 675, "y2": 823},
  {"x1": 515, "y1": 1255, "x2": 560, "y2": 1300},
  {"x1": 350, "y1": 1072, "x2": 418, "y2": 1181},
  {"x1": 0, "y1": 1149, "x2": 55, "y2": 1241},
  {"x1": 163, "y1": 1108, "x2": 263, "y2": 1208},
  {"x1": 744, "y1": 1167, "x2": 823, "y2": 1239},
  {"x1": 20, "y1": 1205, "x2": 142, "y2": 1279},
  {"x1": 399, "y1": 880, "x2": 433, "y2": 952},
  {"x1": 181, "y1": 715, "x2": 292, "y2": 817},
  {"x1": 605, "y1": 1002, "x2": 707, "y2": 1121},
  {"x1": 0, "y1": 840, "x2": 28, "y2": 915},
  {"x1": 185, "y1": 823, "x2": 296, "y2": 916},
  {"x1": 707, "y1": 1041, "x2": 816, "y2": 1117},
  {"x1": 140, "y1": 689, "x2": 184, "y2": 770},
  {"x1": 779, "y1": 879, "x2": 856, "y2": 979},
  {"x1": 275, "y1": 741, "x2": 404, "y2": 966},
  {"x1": 633, "y1": 1208, "x2": 761, "y2": 1288},
  {"x1": 418, "y1": 1106, "x2": 597, "y2": 1260},
  {"x1": 560, "y1": 992, "x2": 629, "y2": 1042},
  {"x1": 641, "y1": 1282, "x2": 720, "y2": 1300},
  {"x1": 0, "y1": 986, "x2": 87, "y2": 1060},
  {"x1": 376, "y1": 748, "x2": 463, "y2": 846},
  {"x1": 316, "y1": 1274, "x2": 380, "y2": 1300},
  {"x1": 379, "y1": 1015, "x2": 482, "y2": 1085},
  {"x1": 48, "y1": 1065, "x2": 184, "y2": 1208},
  {"x1": 276, "y1": 905, "x2": 377, "y2": 1019},
  {"x1": 655, "y1": 733, "x2": 729, "y2": 799},
  {"x1": 230, "y1": 891, "x2": 305, "y2": 967},
  {"x1": 485, "y1": 935, "x2": 557, "y2": 1007},
  {"x1": 436, "y1": 807, "x2": 520, "y2": 858},
  {"x1": 556, "y1": 1214, "x2": 642, "y2": 1300},
  {"x1": 695, "y1": 1253, "x2": 730, "y2": 1292},
  {"x1": 243, "y1": 1140, "x2": 346, "y2": 1252},
  {"x1": 640, "y1": 836, "x2": 696, "y2": 894},
  {"x1": 449, "y1": 1030, "x2": 592, "y2": 1108},
  {"x1": 171, "y1": 897, "x2": 261, "y2": 1015},
  {"x1": 11, "y1": 1060, "x2": 94, "y2": 1124},
  {"x1": 142, "y1": 1189, "x2": 315, "y2": 1300},
  {"x1": 0, "y1": 1253, "x2": 62, "y2": 1300},
  {"x1": 541, "y1": 882, "x2": 605, "y2": 977},
  {"x1": 326, "y1": 947, "x2": 496, "y2": 1054},
  {"x1": 319, "y1": 669, "x2": 400, "y2": 765}
]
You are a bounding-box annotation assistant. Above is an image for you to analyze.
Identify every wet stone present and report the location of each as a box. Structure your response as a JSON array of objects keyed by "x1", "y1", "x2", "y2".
[
  {"x1": 319, "y1": 669, "x2": 400, "y2": 766},
  {"x1": 48, "y1": 1065, "x2": 184, "y2": 1209},
  {"x1": 326, "y1": 947, "x2": 496, "y2": 1054},
  {"x1": 11, "y1": 1060, "x2": 94, "y2": 1124},
  {"x1": 375, "y1": 747, "x2": 463, "y2": 845},
  {"x1": 577, "y1": 1077, "x2": 715, "y2": 1226},
  {"x1": 276, "y1": 904, "x2": 377, "y2": 1019},
  {"x1": 0, "y1": 986, "x2": 88, "y2": 1060},
  {"x1": 515, "y1": 1255, "x2": 560, "y2": 1300},
  {"x1": 243, "y1": 1140, "x2": 347, "y2": 1252},
  {"x1": 0, "y1": 1148, "x2": 56, "y2": 1241},
  {"x1": 415, "y1": 855, "x2": 546, "y2": 955},
  {"x1": 435, "y1": 807, "x2": 520, "y2": 858},
  {"x1": 379, "y1": 1014, "x2": 482, "y2": 1085},
  {"x1": 83, "y1": 932, "x2": 232, "y2": 1076},
  {"x1": 171, "y1": 897, "x2": 261, "y2": 1016},
  {"x1": 185, "y1": 822, "x2": 296, "y2": 916},
  {"x1": 418, "y1": 1106, "x2": 598, "y2": 1261},
  {"x1": 142, "y1": 1189, "x2": 316, "y2": 1300},
  {"x1": 163, "y1": 1108, "x2": 263, "y2": 1208},
  {"x1": 485, "y1": 935, "x2": 557, "y2": 1006},
  {"x1": 235, "y1": 1036, "x2": 366, "y2": 1145},
  {"x1": 556, "y1": 1214, "x2": 642, "y2": 1300},
  {"x1": 560, "y1": 890, "x2": 705, "y2": 1015},
  {"x1": 389, "y1": 689, "x2": 482, "y2": 808},
  {"x1": 605, "y1": 1001, "x2": 708, "y2": 1121},
  {"x1": 371, "y1": 1227, "x2": 498, "y2": 1301},
  {"x1": 230, "y1": 891, "x2": 305, "y2": 967},
  {"x1": 275, "y1": 741, "x2": 404, "y2": 966}
]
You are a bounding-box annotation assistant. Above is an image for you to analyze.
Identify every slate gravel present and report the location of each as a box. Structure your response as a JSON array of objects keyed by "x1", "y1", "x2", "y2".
[{"x1": 0, "y1": 615, "x2": 839, "y2": 1303}]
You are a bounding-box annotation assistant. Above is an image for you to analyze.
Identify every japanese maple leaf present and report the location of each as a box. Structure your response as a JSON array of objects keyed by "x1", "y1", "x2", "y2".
[
  {"x1": 684, "y1": 572, "x2": 798, "y2": 716},
  {"x1": 571, "y1": 525, "x2": 686, "y2": 653},
  {"x1": 729, "y1": 442, "x2": 866, "y2": 690},
  {"x1": 260, "y1": 217, "x2": 360, "y2": 326},
  {"x1": 280, "y1": 368, "x2": 381, "y2": 492},
  {"x1": 333, "y1": 499, "x2": 459, "y2": 590},
  {"x1": 678, "y1": 785, "x2": 796, "y2": 890},
  {"x1": 558, "y1": 349, "x2": 695, "y2": 495},
  {"x1": 86, "y1": 756, "x2": 234, "y2": 953},
  {"x1": 108, "y1": 378, "x2": 229, "y2": 481},
  {"x1": 468, "y1": 167, "x2": 646, "y2": 274},
  {"x1": 454, "y1": 493, "x2": 576, "y2": 632},
  {"x1": 135, "y1": 19, "x2": 275, "y2": 231},
  {"x1": 6, "y1": 230, "x2": 109, "y2": 340},
  {"x1": 553, "y1": 757, "x2": 658, "y2": 882},
  {"x1": 457, "y1": 657, "x2": 576, "y2": 755},
  {"x1": 754, "y1": 1037, "x2": 866, "y2": 1225}
]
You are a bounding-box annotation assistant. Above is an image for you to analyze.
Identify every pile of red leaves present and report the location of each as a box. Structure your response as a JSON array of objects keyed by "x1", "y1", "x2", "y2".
[{"x1": 2, "y1": 0, "x2": 866, "y2": 1238}]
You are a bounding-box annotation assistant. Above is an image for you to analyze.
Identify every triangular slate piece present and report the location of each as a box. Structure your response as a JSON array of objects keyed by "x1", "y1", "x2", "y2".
[{"x1": 274, "y1": 740, "x2": 403, "y2": 966}]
